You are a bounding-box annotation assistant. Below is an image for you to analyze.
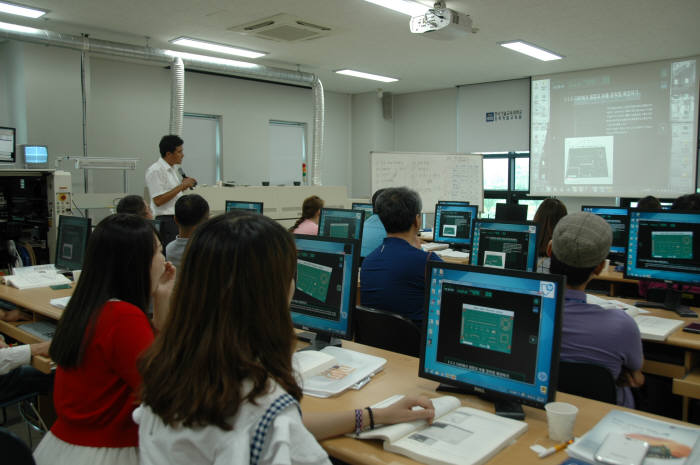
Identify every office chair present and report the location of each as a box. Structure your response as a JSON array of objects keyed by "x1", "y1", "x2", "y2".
[
  {"x1": 0, "y1": 392, "x2": 47, "y2": 448},
  {"x1": 0, "y1": 427, "x2": 36, "y2": 465},
  {"x1": 558, "y1": 361, "x2": 617, "y2": 404},
  {"x1": 353, "y1": 305, "x2": 422, "y2": 357}
]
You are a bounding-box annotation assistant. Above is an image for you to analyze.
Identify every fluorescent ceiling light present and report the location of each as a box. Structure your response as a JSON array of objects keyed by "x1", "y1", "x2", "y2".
[
  {"x1": 0, "y1": 1, "x2": 46, "y2": 18},
  {"x1": 500, "y1": 41, "x2": 562, "y2": 62},
  {"x1": 170, "y1": 37, "x2": 267, "y2": 59},
  {"x1": 0, "y1": 20, "x2": 40, "y2": 33},
  {"x1": 362, "y1": 0, "x2": 429, "y2": 16},
  {"x1": 164, "y1": 50, "x2": 259, "y2": 69},
  {"x1": 336, "y1": 69, "x2": 398, "y2": 83}
]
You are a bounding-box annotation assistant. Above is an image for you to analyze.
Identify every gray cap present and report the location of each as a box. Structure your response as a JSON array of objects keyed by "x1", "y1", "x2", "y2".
[{"x1": 551, "y1": 212, "x2": 612, "y2": 268}]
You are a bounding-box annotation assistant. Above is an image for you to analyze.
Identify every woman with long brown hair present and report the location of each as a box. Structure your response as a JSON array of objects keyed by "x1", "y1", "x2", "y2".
[
  {"x1": 533, "y1": 198, "x2": 567, "y2": 273},
  {"x1": 136, "y1": 212, "x2": 434, "y2": 464},
  {"x1": 290, "y1": 195, "x2": 324, "y2": 235}
]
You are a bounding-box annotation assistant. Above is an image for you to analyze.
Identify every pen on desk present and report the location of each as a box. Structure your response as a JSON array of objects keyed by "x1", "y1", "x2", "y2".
[{"x1": 539, "y1": 439, "x2": 573, "y2": 458}]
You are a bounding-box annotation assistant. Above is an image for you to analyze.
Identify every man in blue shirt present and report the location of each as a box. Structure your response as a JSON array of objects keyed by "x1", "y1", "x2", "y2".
[
  {"x1": 360, "y1": 189, "x2": 387, "y2": 257},
  {"x1": 361, "y1": 187, "x2": 441, "y2": 322}
]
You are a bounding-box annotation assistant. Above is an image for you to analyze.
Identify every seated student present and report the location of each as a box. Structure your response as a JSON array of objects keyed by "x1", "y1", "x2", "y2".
[
  {"x1": 360, "y1": 187, "x2": 442, "y2": 323},
  {"x1": 290, "y1": 195, "x2": 324, "y2": 235},
  {"x1": 361, "y1": 188, "x2": 387, "y2": 257},
  {"x1": 636, "y1": 195, "x2": 662, "y2": 210},
  {"x1": 33, "y1": 214, "x2": 175, "y2": 465},
  {"x1": 532, "y1": 198, "x2": 567, "y2": 273},
  {"x1": 116, "y1": 194, "x2": 154, "y2": 219},
  {"x1": 0, "y1": 309, "x2": 52, "y2": 402},
  {"x1": 672, "y1": 193, "x2": 700, "y2": 210},
  {"x1": 135, "y1": 212, "x2": 434, "y2": 465},
  {"x1": 165, "y1": 194, "x2": 209, "y2": 269},
  {"x1": 549, "y1": 212, "x2": 644, "y2": 408}
]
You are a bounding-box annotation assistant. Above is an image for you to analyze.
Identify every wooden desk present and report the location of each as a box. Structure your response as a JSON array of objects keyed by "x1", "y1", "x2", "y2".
[
  {"x1": 0, "y1": 283, "x2": 73, "y2": 373},
  {"x1": 302, "y1": 341, "x2": 695, "y2": 465},
  {"x1": 589, "y1": 270, "x2": 639, "y2": 297}
]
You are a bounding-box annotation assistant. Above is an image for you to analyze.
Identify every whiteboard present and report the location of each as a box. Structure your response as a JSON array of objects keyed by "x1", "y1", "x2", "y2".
[{"x1": 370, "y1": 152, "x2": 483, "y2": 213}]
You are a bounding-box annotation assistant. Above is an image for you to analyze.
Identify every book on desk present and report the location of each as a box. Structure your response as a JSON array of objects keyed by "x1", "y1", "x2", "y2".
[{"x1": 353, "y1": 394, "x2": 527, "y2": 465}]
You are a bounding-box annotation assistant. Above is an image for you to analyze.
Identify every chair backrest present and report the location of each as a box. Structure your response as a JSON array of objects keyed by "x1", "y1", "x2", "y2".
[
  {"x1": 0, "y1": 427, "x2": 36, "y2": 465},
  {"x1": 558, "y1": 361, "x2": 617, "y2": 404},
  {"x1": 353, "y1": 305, "x2": 422, "y2": 357}
]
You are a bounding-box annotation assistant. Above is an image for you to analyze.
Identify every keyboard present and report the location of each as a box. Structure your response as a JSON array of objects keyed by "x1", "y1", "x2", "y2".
[{"x1": 19, "y1": 321, "x2": 57, "y2": 341}]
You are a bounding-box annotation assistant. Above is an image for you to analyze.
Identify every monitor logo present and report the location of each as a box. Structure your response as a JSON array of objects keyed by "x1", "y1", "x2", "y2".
[
  {"x1": 540, "y1": 282, "x2": 555, "y2": 298},
  {"x1": 486, "y1": 112, "x2": 495, "y2": 122}
]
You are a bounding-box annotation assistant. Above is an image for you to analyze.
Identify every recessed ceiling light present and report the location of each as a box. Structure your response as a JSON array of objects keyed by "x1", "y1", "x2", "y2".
[
  {"x1": 170, "y1": 37, "x2": 267, "y2": 59},
  {"x1": 0, "y1": 20, "x2": 40, "y2": 33},
  {"x1": 500, "y1": 41, "x2": 563, "y2": 62},
  {"x1": 336, "y1": 69, "x2": 399, "y2": 83},
  {"x1": 164, "y1": 50, "x2": 259, "y2": 69},
  {"x1": 0, "y1": 1, "x2": 46, "y2": 18},
  {"x1": 362, "y1": 0, "x2": 429, "y2": 16}
]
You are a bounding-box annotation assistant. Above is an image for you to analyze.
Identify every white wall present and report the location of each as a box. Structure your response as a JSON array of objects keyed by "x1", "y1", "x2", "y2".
[
  {"x1": 394, "y1": 88, "x2": 457, "y2": 153},
  {"x1": 3, "y1": 41, "x2": 353, "y2": 201}
]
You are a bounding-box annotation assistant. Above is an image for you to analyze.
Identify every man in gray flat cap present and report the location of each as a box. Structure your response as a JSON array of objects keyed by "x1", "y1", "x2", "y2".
[{"x1": 548, "y1": 212, "x2": 644, "y2": 408}]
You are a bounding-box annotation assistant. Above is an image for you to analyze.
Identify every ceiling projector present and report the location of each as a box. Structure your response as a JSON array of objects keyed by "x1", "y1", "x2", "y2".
[{"x1": 409, "y1": 3, "x2": 474, "y2": 40}]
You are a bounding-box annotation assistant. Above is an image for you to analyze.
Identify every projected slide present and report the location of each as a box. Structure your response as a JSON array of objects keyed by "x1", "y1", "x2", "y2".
[
  {"x1": 460, "y1": 304, "x2": 514, "y2": 354},
  {"x1": 531, "y1": 57, "x2": 698, "y2": 197}
]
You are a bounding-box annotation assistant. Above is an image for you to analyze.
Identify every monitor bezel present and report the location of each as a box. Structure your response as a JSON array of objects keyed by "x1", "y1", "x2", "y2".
[
  {"x1": 418, "y1": 262, "x2": 564, "y2": 410},
  {"x1": 290, "y1": 234, "x2": 360, "y2": 341},
  {"x1": 55, "y1": 215, "x2": 92, "y2": 271},
  {"x1": 624, "y1": 208, "x2": 700, "y2": 285},
  {"x1": 225, "y1": 200, "x2": 263, "y2": 214},
  {"x1": 318, "y1": 207, "x2": 366, "y2": 242},
  {"x1": 0, "y1": 126, "x2": 16, "y2": 164},
  {"x1": 470, "y1": 219, "x2": 540, "y2": 272},
  {"x1": 495, "y1": 203, "x2": 528, "y2": 222},
  {"x1": 432, "y1": 203, "x2": 478, "y2": 247}
]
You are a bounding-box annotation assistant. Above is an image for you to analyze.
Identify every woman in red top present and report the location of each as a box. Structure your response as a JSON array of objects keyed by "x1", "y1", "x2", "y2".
[{"x1": 34, "y1": 214, "x2": 175, "y2": 465}]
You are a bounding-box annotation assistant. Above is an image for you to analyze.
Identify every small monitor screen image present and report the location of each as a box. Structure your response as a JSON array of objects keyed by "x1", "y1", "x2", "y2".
[
  {"x1": 291, "y1": 235, "x2": 360, "y2": 346},
  {"x1": 433, "y1": 204, "x2": 478, "y2": 248},
  {"x1": 420, "y1": 263, "x2": 564, "y2": 413},
  {"x1": 625, "y1": 210, "x2": 700, "y2": 285},
  {"x1": 0, "y1": 126, "x2": 15, "y2": 162},
  {"x1": 495, "y1": 203, "x2": 528, "y2": 222},
  {"x1": 470, "y1": 220, "x2": 539, "y2": 272},
  {"x1": 319, "y1": 208, "x2": 365, "y2": 242},
  {"x1": 351, "y1": 202, "x2": 373, "y2": 221},
  {"x1": 225, "y1": 201, "x2": 263, "y2": 214},
  {"x1": 581, "y1": 206, "x2": 629, "y2": 255},
  {"x1": 23, "y1": 145, "x2": 48, "y2": 164},
  {"x1": 55, "y1": 215, "x2": 91, "y2": 271}
]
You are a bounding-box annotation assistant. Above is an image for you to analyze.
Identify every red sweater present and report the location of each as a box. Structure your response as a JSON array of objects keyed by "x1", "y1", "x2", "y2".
[{"x1": 51, "y1": 300, "x2": 154, "y2": 447}]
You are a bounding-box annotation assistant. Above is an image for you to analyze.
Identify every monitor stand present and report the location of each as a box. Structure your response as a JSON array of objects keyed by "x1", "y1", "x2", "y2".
[
  {"x1": 296, "y1": 331, "x2": 343, "y2": 351},
  {"x1": 635, "y1": 287, "x2": 697, "y2": 318},
  {"x1": 436, "y1": 383, "x2": 525, "y2": 420}
]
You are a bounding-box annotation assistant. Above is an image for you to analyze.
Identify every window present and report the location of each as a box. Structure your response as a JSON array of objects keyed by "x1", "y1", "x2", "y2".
[
  {"x1": 182, "y1": 113, "x2": 222, "y2": 185},
  {"x1": 482, "y1": 152, "x2": 544, "y2": 218},
  {"x1": 269, "y1": 121, "x2": 306, "y2": 186}
]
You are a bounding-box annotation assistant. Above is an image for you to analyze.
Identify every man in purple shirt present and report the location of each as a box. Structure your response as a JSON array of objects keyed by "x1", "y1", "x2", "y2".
[{"x1": 549, "y1": 212, "x2": 644, "y2": 408}]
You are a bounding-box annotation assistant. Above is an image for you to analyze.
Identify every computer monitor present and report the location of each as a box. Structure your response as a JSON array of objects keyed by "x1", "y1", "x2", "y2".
[
  {"x1": 625, "y1": 209, "x2": 700, "y2": 315},
  {"x1": 471, "y1": 220, "x2": 539, "y2": 272},
  {"x1": 438, "y1": 200, "x2": 470, "y2": 206},
  {"x1": 420, "y1": 262, "x2": 564, "y2": 418},
  {"x1": 291, "y1": 235, "x2": 360, "y2": 349},
  {"x1": 351, "y1": 202, "x2": 374, "y2": 221},
  {"x1": 433, "y1": 203, "x2": 478, "y2": 250},
  {"x1": 225, "y1": 200, "x2": 263, "y2": 214},
  {"x1": 495, "y1": 203, "x2": 528, "y2": 221},
  {"x1": 628, "y1": 200, "x2": 673, "y2": 210},
  {"x1": 55, "y1": 215, "x2": 92, "y2": 271},
  {"x1": 0, "y1": 127, "x2": 15, "y2": 163},
  {"x1": 18, "y1": 145, "x2": 49, "y2": 169},
  {"x1": 318, "y1": 208, "x2": 365, "y2": 241},
  {"x1": 581, "y1": 206, "x2": 629, "y2": 260}
]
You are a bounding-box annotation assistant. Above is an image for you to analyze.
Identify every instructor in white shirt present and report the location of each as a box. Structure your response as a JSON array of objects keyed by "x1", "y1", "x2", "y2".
[{"x1": 145, "y1": 135, "x2": 197, "y2": 246}]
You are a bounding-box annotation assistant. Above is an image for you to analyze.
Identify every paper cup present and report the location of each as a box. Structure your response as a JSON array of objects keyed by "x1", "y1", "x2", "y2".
[
  {"x1": 603, "y1": 258, "x2": 611, "y2": 273},
  {"x1": 545, "y1": 402, "x2": 578, "y2": 442},
  {"x1": 72, "y1": 270, "x2": 81, "y2": 283}
]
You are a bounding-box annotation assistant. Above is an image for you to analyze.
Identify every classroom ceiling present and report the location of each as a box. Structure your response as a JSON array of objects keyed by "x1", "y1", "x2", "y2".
[{"x1": 4, "y1": 0, "x2": 700, "y2": 94}]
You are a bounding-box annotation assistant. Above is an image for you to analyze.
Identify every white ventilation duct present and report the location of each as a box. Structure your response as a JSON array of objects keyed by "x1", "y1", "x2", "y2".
[
  {"x1": 169, "y1": 57, "x2": 184, "y2": 136},
  {"x1": 1, "y1": 26, "x2": 325, "y2": 184}
]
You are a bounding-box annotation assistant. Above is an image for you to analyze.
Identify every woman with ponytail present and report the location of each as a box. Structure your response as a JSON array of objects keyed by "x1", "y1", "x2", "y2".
[{"x1": 290, "y1": 195, "x2": 324, "y2": 235}]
